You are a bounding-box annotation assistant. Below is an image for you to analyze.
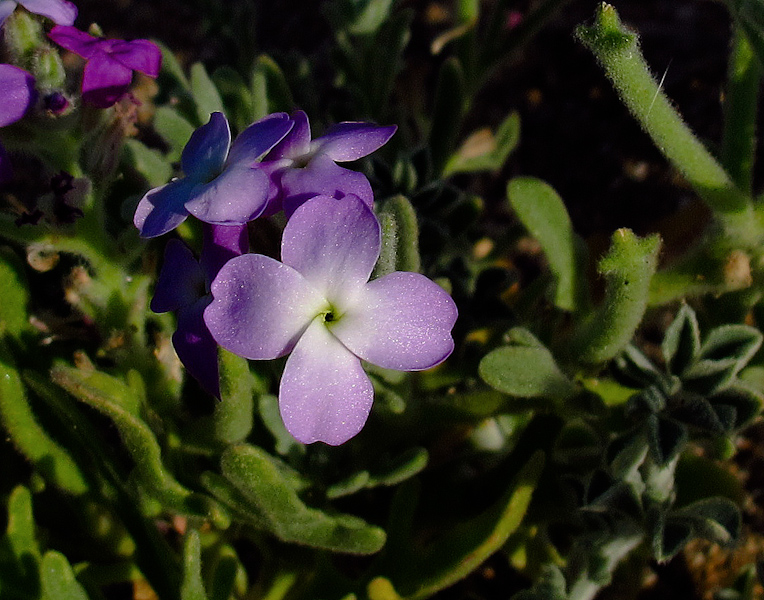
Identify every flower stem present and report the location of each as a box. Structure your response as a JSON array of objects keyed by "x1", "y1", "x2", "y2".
[
  {"x1": 721, "y1": 27, "x2": 761, "y2": 194},
  {"x1": 576, "y1": 4, "x2": 756, "y2": 241}
]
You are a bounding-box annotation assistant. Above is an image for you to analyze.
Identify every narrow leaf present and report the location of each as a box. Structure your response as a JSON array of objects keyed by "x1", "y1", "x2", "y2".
[
  {"x1": 40, "y1": 551, "x2": 89, "y2": 600},
  {"x1": 190, "y1": 63, "x2": 225, "y2": 125},
  {"x1": 662, "y1": 304, "x2": 700, "y2": 375},
  {"x1": 444, "y1": 112, "x2": 520, "y2": 176},
  {"x1": 0, "y1": 248, "x2": 29, "y2": 339},
  {"x1": 181, "y1": 530, "x2": 208, "y2": 600},
  {"x1": 508, "y1": 177, "x2": 589, "y2": 312}
]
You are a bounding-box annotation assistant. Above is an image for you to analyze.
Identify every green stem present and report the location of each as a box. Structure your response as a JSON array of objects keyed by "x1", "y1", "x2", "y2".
[
  {"x1": 721, "y1": 27, "x2": 761, "y2": 194},
  {"x1": 577, "y1": 4, "x2": 756, "y2": 241}
]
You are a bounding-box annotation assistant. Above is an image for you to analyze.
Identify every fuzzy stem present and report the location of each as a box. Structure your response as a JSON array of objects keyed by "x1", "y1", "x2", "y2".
[{"x1": 577, "y1": 4, "x2": 757, "y2": 242}]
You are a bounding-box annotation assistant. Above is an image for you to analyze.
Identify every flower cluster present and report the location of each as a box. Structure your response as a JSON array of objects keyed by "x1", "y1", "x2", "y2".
[{"x1": 139, "y1": 111, "x2": 458, "y2": 445}]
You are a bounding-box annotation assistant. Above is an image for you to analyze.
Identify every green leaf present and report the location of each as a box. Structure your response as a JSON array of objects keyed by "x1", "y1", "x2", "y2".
[
  {"x1": 0, "y1": 248, "x2": 29, "y2": 339},
  {"x1": 444, "y1": 112, "x2": 520, "y2": 176},
  {"x1": 123, "y1": 139, "x2": 173, "y2": 188},
  {"x1": 607, "y1": 429, "x2": 649, "y2": 479},
  {"x1": 507, "y1": 177, "x2": 589, "y2": 312},
  {"x1": 573, "y1": 229, "x2": 660, "y2": 363},
  {"x1": 646, "y1": 415, "x2": 687, "y2": 467},
  {"x1": 181, "y1": 530, "x2": 208, "y2": 600},
  {"x1": 5, "y1": 486, "x2": 41, "y2": 566},
  {"x1": 154, "y1": 106, "x2": 195, "y2": 162},
  {"x1": 670, "y1": 393, "x2": 725, "y2": 434},
  {"x1": 327, "y1": 448, "x2": 429, "y2": 499},
  {"x1": 40, "y1": 551, "x2": 89, "y2": 600},
  {"x1": 221, "y1": 445, "x2": 386, "y2": 554},
  {"x1": 699, "y1": 324, "x2": 762, "y2": 366},
  {"x1": 429, "y1": 57, "x2": 466, "y2": 175},
  {"x1": 709, "y1": 386, "x2": 763, "y2": 429},
  {"x1": 190, "y1": 63, "x2": 225, "y2": 125},
  {"x1": 651, "y1": 512, "x2": 693, "y2": 562},
  {"x1": 373, "y1": 195, "x2": 421, "y2": 278},
  {"x1": 388, "y1": 452, "x2": 544, "y2": 599},
  {"x1": 662, "y1": 304, "x2": 700, "y2": 376},
  {"x1": 0, "y1": 343, "x2": 88, "y2": 494},
  {"x1": 258, "y1": 394, "x2": 304, "y2": 456},
  {"x1": 480, "y1": 345, "x2": 576, "y2": 401},
  {"x1": 511, "y1": 565, "x2": 567, "y2": 600},
  {"x1": 250, "y1": 55, "x2": 294, "y2": 120},
  {"x1": 334, "y1": 0, "x2": 395, "y2": 35},
  {"x1": 674, "y1": 497, "x2": 742, "y2": 546},
  {"x1": 51, "y1": 364, "x2": 196, "y2": 509},
  {"x1": 731, "y1": 0, "x2": 764, "y2": 70},
  {"x1": 156, "y1": 40, "x2": 190, "y2": 90},
  {"x1": 553, "y1": 420, "x2": 602, "y2": 467},
  {"x1": 212, "y1": 65, "x2": 256, "y2": 133}
]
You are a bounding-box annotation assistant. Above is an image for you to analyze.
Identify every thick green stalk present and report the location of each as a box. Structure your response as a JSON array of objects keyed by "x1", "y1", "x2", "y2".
[
  {"x1": 721, "y1": 27, "x2": 761, "y2": 194},
  {"x1": 577, "y1": 4, "x2": 756, "y2": 240}
]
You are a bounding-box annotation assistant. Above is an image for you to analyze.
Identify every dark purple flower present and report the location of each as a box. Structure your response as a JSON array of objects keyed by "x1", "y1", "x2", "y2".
[
  {"x1": 260, "y1": 110, "x2": 396, "y2": 217},
  {"x1": 0, "y1": 0, "x2": 77, "y2": 27},
  {"x1": 204, "y1": 194, "x2": 457, "y2": 445},
  {"x1": 151, "y1": 223, "x2": 248, "y2": 397},
  {"x1": 134, "y1": 111, "x2": 293, "y2": 238},
  {"x1": 48, "y1": 25, "x2": 161, "y2": 108}
]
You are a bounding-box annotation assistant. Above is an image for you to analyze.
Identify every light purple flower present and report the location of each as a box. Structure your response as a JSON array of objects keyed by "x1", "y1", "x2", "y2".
[
  {"x1": 260, "y1": 110, "x2": 396, "y2": 217},
  {"x1": 0, "y1": 64, "x2": 35, "y2": 184},
  {"x1": 204, "y1": 194, "x2": 457, "y2": 445},
  {"x1": 134, "y1": 111, "x2": 294, "y2": 238},
  {"x1": 0, "y1": 0, "x2": 77, "y2": 27},
  {"x1": 48, "y1": 25, "x2": 161, "y2": 108},
  {"x1": 151, "y1": 223, "x2": 248, "y2": 397}
]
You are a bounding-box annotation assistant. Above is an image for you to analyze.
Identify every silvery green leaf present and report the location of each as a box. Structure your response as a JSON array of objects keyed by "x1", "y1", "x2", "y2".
[{"x1": 662, "y1": 303, "x2": 700, "y2": 375}]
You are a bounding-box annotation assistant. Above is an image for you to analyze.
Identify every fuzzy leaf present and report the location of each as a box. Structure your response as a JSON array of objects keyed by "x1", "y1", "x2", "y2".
[
  {"x1": 373, "y1": 195, "x2": 421, "y2": 277},
  {"x1": 258, "y1": 394, "x2": 304, "y2": 456},
  {"x1": 652, "y1": 513, "x2": 693, "y2": 562},
  {"x1": 221, "y1": 445, "x2": 386, "y2": 554},
  {"x1": 40, "y1": 551, "x2": 89, "y2": 600},
  {"x1": 0, "y1": 344, "x2": 88, "y2": 494},
  {"x1": 388, "y1": 452, "x2": 544, "y2": 599},
  {"x1": 573, "y1": 229, "x2": 660, "y2": 363},
  {"x1": 646, "y1": 415, "x2": 688, "y2": 467},
  {"x1": 209, "y1": 348, "x2": 257, "y2": 445},
  {"x1": 154, "y1": 106, "x2": 195, "y2": 163},
  {"x1": 480, "y1": 345, "x2": 577, "y2": 401},
  {"x1": 511, "y1": 565, "x2": 567, "y2": 600},
  {"x1": 614, "y1": 344, "x2": 670, "y2": 391},
  {"x1": 250, "y1": 54, "x2": 293, "y2": 120},
  {"x1": 444, "y1": 112, "x2": 520, "y2": 176},
  {"x1": 607, "y1": 429, "x2": 649, "y2": 479},
  {"x1": 328, "y1": 448, "x2": 429, "y2": 499},
  {"x1": 0, "y1": 248, "x2": 29, "y2": 339},
  {"x1": 508, "y1": 177, "x2": 589, "y2": 312},
  {"x1": 123, "y1": 139, "x2": 173, "y2": 188},
  {"x1": 699, "y1": 324, "x2": 762, "y2": 365},
  {"x1": 190, "y1": 62, "x2": 225, "y2": 125},
  {"x1": 51, "y1": 364, "x2": 196, "y2": 509},
  {"x1": 675, "y1": 497, "x2": 742, "y2": 546},
  {"x1": 710, "y1": 386, "x2": 763, "y2": 430},
  {"x1": 669, "y1": 392, "x2": 725, "y2": 434},
  {"x1": 662, "y1": 304, "x2": 700, "y2": 375},
  {"x1": 181, "y1": 530, "x2": 208, "y2": 600}
]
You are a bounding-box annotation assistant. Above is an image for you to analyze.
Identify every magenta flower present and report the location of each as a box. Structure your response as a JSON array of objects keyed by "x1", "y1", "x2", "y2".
[
  {"x1": 151, "y1": 223, "x2": 249, "y2": 397},
  {"x1": 134, "y1": 111, "x2": 294, "y2": 238},
  {"x1": 0, "y1": 0, "x2": 77, "y2": 27},
  {"x1": 260, "y1": 109, "x2": 396, "y2": 217},
  {"x1": 204, "y1": 194, "x2": 457, "y2": 445},
  {"x1": 0, "y1": 64, "x2": 36, "y2": 183},
  {"x1": 48, "y1": 25, "x2": 161, "y2": 108}
]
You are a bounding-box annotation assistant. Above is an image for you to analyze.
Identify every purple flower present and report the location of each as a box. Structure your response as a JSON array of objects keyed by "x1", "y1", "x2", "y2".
[
  {"x1": 134, "y1": 111, "x2": 294, "y2": 238},
  {"x1": 151, "y1": 223, "x2": 249, "y2": 397},
  {"x1": 48, "y1": 25, "x2": 161, "y2": 108},
  {"x1": 204, "y1": 194, "x2": 457, "y2": 445},
  {"x1": 0, "y1": 64, "x2": 35, "y2": 184},
  {"x1": 0, "y1": 0, "x2": 77, "y2": 27},
  {"x1": 260, "y1": 110, "x2": 396, "y2": 217}
]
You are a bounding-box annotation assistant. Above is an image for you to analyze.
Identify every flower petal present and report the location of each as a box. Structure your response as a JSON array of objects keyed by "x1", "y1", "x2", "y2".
[
  {"x1": 184, "y1": 163, "x2": 270, "y2": 225},
  {"x1": 48, "y1": 25, "x2": 100, "y2": 59},
  {"x1": 280, "y1": 153, "x2": 374, "y2": 217},
  {"x1": 150, "y1": 239, "x2": 206, "y2": 313},
  {"x1": 0, "y1": 64, "x2": 35, "y2": 127},
  {"x1": 264, "y1": 109, "x2": 311, "y2": 160},
  {"x1": 181, "y1": 111, "x2": 230, "y2": 182},
  {"x1": 133, "y1": 178, "x2": 193, "y2": 238},
  {"x1": 19, "y1": 0, "x2": 76, "y2": 24},
  {"x1": 109, "y1": 39, "x2": 161, "y2": 77},
  {"x1": 81, "y1": 52, "x2": 132, "y2": 107},
  {"x1": 0, "y1": 1, "x2": 17, "y2": 27},
  {"x1": 226, "y1": 112, "x2": 293, "y2": 166},
  {"x1": 330, "y1": 272, "x2": 457, "y2": 370},
  {"x1": 280, "y1": 318, "x2": 373, "y2": 445},
  {"x1": 174, "y1": 297, "x2": 220, "y2": 398},
  {"x1": 281, "y1": 194, "x2": 380, "y2": 307},
  {"x1": 314, "y1": 122, "x2": 396, "y2": 162},
  {"x1": 204, "y1": 254, "x2": 326, "y2": 360},
  {"x1": 199, "y1": 223, "x2": 248, "y2": 284}
]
